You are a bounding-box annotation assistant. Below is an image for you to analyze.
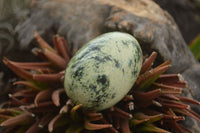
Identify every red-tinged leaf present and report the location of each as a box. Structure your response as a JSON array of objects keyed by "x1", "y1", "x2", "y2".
[
  {"x1": 156, "y1": 60, "x2": 171, "y2": 68},
  {"x1": 160, "y1": 101, "x2": 189, "y2": 109},
  {"x1": 0, "y1": 112, "x2": 34, "y2": 127},
  {"x1": 38, "y1": 113, "x2": 54, "y2": 128},
  {"x1": 119, "y1": 118, "x2": 130, "y2": 133},
  {"x1": 8, "y1": 94, "x2": 25, "y2": 106},
  {"x1": 84, "y1": 119, "x2": 112, "y2": 130},
  {"x1": 85, "y1": 112, "x2": 103, "y2": 121},
  {"x1": 48, "y1": 113, "x2": 70, "y2": 132},
  {"x1": 13, "y1": 81, "x2": 42, "y2": 91},
  {"x1": 27, "y1": 102, "x2": 57, "y2": 113},
  {"x1": 1, "y1": 126, "x2": 16, "y2": 133},
  {"x1": 163, "y1": 115, "x2": 185, "y2": 121},
  {"x1": 161, "y1": 90, "x2": 182, "y2": 95},
  {"x1": 166, "y1": 81, "x2": 187, "y2": 88},
  {"x1": 130, "y1": 118, "x2": 149, "y2": 126},
  {"x1": 12, "y1": 89, "x2": 38, "y2": 98},
  {"x1": 3, "y1": 58, "x2": 33, "y2": 81},
  {"x1": 31, "y1": 48, "x2": 48, "y2": 60},
  {"x1": 59, "y1": 105, "x2": 69, "y2": 114},
  {"x1": 48, "y1": 114, "x2": 61, "y2": 132},
  {"x1": 134, "y1": 113, "x2": 163, "y2": 124},
  {"x1": 59, "y1": 100, "x2": 73, "y2": 114},
  {"x1": 133, "y1": 89, "x2": 161, "y2": 102},
  {"x1": 136, "y1": 64, "x2": 171, "y2": 90},
  {"x1": 54, "y1": 36, "x2": 70, "y2": 63},
  {"x1": 186, "y1": 109, "x2": 200, "y2": 122},
  {"x1": 156, "y1": 73, "x2": 187, "y2": 88},
  {"x1": 160, "y1": 94, "x2": 180, "y2": 101},
  {"x1": 153, "y1": 82, "x2": 182, "y2": 92},
  {"x1": 60, "y1": 37, "x2": 72, "y2": 58},
  {"x1": 34, "y1": 31, "x2": 56, "y2": 53},
  {"x1": 140, "y1": 52, "x2": 157, "y2": 74},
  {"x1": 53, "y1": 35, "x2": 61, "y2": 55},
  {"x1": 177, "y1": 96, "x2": 200, "y2": 105},
  {"x1": 51, "y1": 88, "x2": 65, "y2": 106},
  {"x1": 100, "y1": 118, "x2": 119, "y2": 133},
  {"x1": 111, "y1": 107, "x2": 132, "y2": 119},
  {"x1": 176, "y1": 123, "x2": 193, "y2": 133},
  {"x1": 112, "y1": 116, "x2": 120, "y2": 129},
  {"x1": 0, "y1": 114, "x2": 11, "y2": 119},
  {"x1": 26, "y1": 120, "x2": 41, "y2": 133},
  {"x1": 0, "y1": 108, "x2": 22, "y2": 116},
  {"x1": 156, "y1": 74, "x2": 180, "y2": 84},
  {"x1": 171, "y1": 120, "x2": 187, "y2": 133},
  {"x1": 34, "y1": 89, "x2": 52, "y2": 106},
  {"x1": 33, "y1": 72, "x2": 64, "y2": 83},
  {"x1": 43, "y1": 48, "x2": 67, "y2": 70},
  {"x1": 7, "y1": 61, "x2": 52, "y2": 70}
]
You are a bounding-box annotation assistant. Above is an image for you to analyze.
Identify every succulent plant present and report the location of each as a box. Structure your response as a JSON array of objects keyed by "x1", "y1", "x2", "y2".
[{"x1": 0, "y1": 31, "x2": 200, "y2": 133}]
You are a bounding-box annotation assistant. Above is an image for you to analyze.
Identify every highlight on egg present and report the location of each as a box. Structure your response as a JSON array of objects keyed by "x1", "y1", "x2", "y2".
[{"x1": 64, "y1": 32, "x2": 143, "y2": 111}]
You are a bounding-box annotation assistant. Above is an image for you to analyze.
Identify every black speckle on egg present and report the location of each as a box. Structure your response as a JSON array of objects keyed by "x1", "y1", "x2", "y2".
[
  {"x1": 89, "y1": 84, "x2": 97, "y2": 92},
  {"x1": 122, "y1": 68, "x2": 125, "y2": 75},
  {"x1": 72, "y1": 66, "x2": 84, "y2": 81},
  {"x1": 97, "y1": 75, "x2": 109, "y2": 86},
  {"x1": 113, "y1": 59, "x2": 120, "y2": 68},
  {"x1": 90, "y1": 45, "x2": 102, "y2": 51},
  {"x1": 135, "y1": 45, "x2": 142, "y2": 61},
  {"x1": 111, "y1": 93, "x2": 116, "y2": 99},
  {"x1": 131, "y1": 41, "x2": 137, "y2": 48},
  {"x1": 132, "y1": 70, "x2": 138, "y2": 77},
  {"x1": 122, "y1": 40, "x2": 129, "y2": 46},
  {"x1": 128, "y1": 60, "x2": 133, "y2": 67},
  {"x1": 93, "y1": 55, "x2": 112, "y2": 63}
]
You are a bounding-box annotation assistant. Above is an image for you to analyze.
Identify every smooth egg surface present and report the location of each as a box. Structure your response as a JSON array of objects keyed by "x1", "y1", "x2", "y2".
[{"x1": 64, "y1": 32, "x2": 143, "y2": 111}]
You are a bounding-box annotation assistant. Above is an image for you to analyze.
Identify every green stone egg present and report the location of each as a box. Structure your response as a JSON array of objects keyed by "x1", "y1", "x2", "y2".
[{"x1": 64, "y1": 32, "x2": 143, "y2": 111}]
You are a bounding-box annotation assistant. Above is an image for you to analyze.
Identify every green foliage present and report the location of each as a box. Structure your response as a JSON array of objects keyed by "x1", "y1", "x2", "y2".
[{"x1": 189, "y1": 34, "x2": 200, "y2": 60}]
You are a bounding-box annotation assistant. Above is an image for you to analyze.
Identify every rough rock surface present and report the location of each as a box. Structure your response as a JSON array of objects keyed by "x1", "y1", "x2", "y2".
[
  {"x1": 153, "y1": 0, "x2": 200, "y2": 43},
  {"x1": 0, "y1": 0, "x2": 200, "y2": 131}
]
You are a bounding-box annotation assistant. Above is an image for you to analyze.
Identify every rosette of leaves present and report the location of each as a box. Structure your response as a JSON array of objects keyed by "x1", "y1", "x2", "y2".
[{"x1": 0, "y1": 32, "x2": 200, "y2": 133}]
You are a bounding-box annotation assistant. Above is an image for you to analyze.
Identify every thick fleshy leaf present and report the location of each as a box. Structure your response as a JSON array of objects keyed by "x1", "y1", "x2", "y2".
[
  {"x1": 34, "y1": 89, "x2": 52, "y2": 106},
  {"x1": 84, "y1": 119, "x2": 112, "y2": 130},
  {"x1": 48, "y1": 114, "x2": 70, "y2": 132},
  {"x1": 0, "y1": 112, "x2": 34, "y2": 127},
  {"x1": 136, "y1": 123, "x2": 170, "y2": 133},
  {"x1": 34, "y1": 31, "x2": 56, "y2": 53},
  {"x1": 13, "y1": 81, "x2": 42, "y2": 91},
  {"x1": 38, "y1": 113, "x2": 54, "y2": 128},
  {"x1": 136, "y1": 62, "x2": 170, "y2": 90},
  {"x1": 85, "y1": 112, "x2": 103, "y2": 121},
  {"x1": 33, "y1": 73, "x2": 64, "y2": 83},
  {"x1": 120, "y1": 118, "x2": 131, "y2": 133},
  {"x1": 26, "y1": 120, "x2": 42, "y2": 133},
  {"x1": 6, "y1": 61, "x2": 52, "y2": 71},
  {"x1": 53, "y1": 35, "x2": 70, "y2": 63},
  {"x1": 51, "y1": 88, "x2": 65, "y2": 106},
  {"x1": 43, "y1": 48, "x2": 67, "y2": 70},
  {"x1": 140, "y1": 52, "x2": 157, "y2": 74},
  {"x1": 3, "y1": 58, "x2": 33, "y2": 81}
]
